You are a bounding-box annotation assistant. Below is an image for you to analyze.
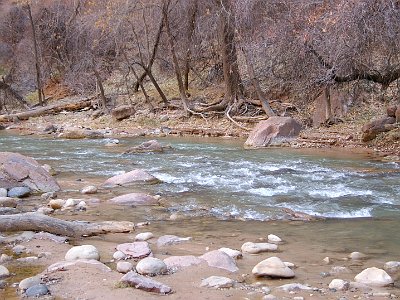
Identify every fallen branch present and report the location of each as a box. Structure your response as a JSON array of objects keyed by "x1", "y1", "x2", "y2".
[
  {"x1": 226, "y1": 104, "x2": 250, "y2": 131},
  {"x1": 0, "y1": 212, "x2": 135, "y2": 237}
]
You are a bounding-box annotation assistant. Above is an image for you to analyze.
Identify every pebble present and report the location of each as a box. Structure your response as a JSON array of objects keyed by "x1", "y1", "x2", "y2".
[
  {"x1": 136, "y1": 257, "x2": 168, "y2": 275},
  {"x1": 113, "y1": 250, "x2": 127, "y2": 260},
  {"x1": 329, "y1": 279, "x2": 350, "y2": 291},
  {"x1": 267, "y1": 234, "x2": 282, "y2": 243},
  {"x1": 241, "y1": 242, "x2": 278, "y2": 254},
  {"x1": 252, "y1": 257, "x2": 294, "y2": 278},
  {"x1": 65, "y1": 245, "x2": 100, "y2": 261},
  {"x1": 48, "y1": 199, "x2": 65, "y2": 210},
  {"x1": 0, "y1": 265, "x2": 10, "y2": 279},
  {"x1": 384, "y1": 261, "x2": 400, "y2": 273},
  {"x1": 200, "y1": 276, "x2": 235, "y2": 288},
  {"x1": 0, "y1": 280, "x2": 6, "y2": 289},
  {"x1": 354, "y1": 267, "x2": 393, "y2": 287},
  {"x1": 19, "y1": 276, "x2": 41, "y2": 291},
  {"x1": 135, "y1": 232, "x2": 154, "y2": 241},
  {"x1": 117, "y1": 261, "x2": 133, "y2": 274},
  {"x1": 81, "y1": 185, "x2": 98, "y2": 194},
  {"x1": 323, "y1": 257, "x2": 331, "y2": 264},
  {"x1": 277, "y1": 283, "x2": 313, "y2": 292},
  {"x1": 25, "y1": 284, "x2": 49, "y2": 297}
]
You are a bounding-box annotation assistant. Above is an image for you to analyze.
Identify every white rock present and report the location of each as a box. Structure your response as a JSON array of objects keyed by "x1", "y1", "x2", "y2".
[
  {"x1": 48, "y1": 199, "x2": 65, "y2": 210},
  {"x1": 63, "y1": 198, "x2": 81, "y2": 208},
  {"x1": 117, "y1": 261, "x2": 133, "y2": 274},
  {"x1": 113, "y1": 251, "x2": 127, "y2": 260},
  {"x1": 81, "y1": 185, "x2": 97, "y2": 194},
  {"x1": 200, "y1": 276, "x2": 235, "y2": 288},
  {"x1": 0, "y1": 265, "x2": 10, "y2": 279},
  {"x1": 19, "y1": 276, "x2": 41, "y2": 290},
  {"x1": 135, "y1": 232, "x2": 154, "y2": 241},
  {"x1": 384, "y1": 261, "x2": 400, "y2": 273},
  {"x1": 267, "y1": 234, "x2": 282, "y2": 243},
  {"x1": 65, "y1": 245, "x2": 100, "y2": 261},
  {"x1": 284, "y1": 261, "x2": 295, "y2": 269},
  {"x1": 349, "y1": 252, "x2": 367, "y2": 260},
  {"x1": 277, "y1": 283, "x2": 312, "y2": 292},
  {"x1": 218, "y1": 247, "x2": 242, "y2": 259},
  {"x1": 252, "y1": 257, "x2": 295, "y2": 278},
  {"x1": 354, "y1": 267, "x2": 393, "y2": 287},
  {"x1": 323, "y1": 257, "x2": 331, "y2": 264},
  {"x1": 329, "y1": 279, "x2": 349, "y2": 291},
  {"x1": 0, "y1": 254, "x2": 12, "y2": 263},
  {"x1": 136, "y1": 257, "x2": 167, "y2": 275},
  {"x1": 200, "y1": 250, "x2": 239, "y2": 273},
  {"x1": 241, "y1": 242, "x2": 278, "y2": 254},
  {"x1": 76, "y1": 201, "x2": 87, "y2": 210},
  {"x1": 0, "y1": 188, "x2": 8, "y2": 197}
]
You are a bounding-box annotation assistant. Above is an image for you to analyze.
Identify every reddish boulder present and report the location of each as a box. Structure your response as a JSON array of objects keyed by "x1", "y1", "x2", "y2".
[
  {"x1": 245, "y1": 117, "x2": 302, "y2": 148},
  {"x1": 112, "y1": 105, "x2": 135, "y2": 121},
  {"x1": 102, "y1": 169, "x2": 159, "y2": 187},
  {"x1": 361, "y1": 117, "x2": 396, "y2": 142},
  {"x1": 124, "y1": 140, "x2": 165, "y2": 154}
]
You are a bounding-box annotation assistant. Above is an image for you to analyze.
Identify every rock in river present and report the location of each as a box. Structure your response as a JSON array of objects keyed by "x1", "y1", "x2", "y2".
[
  {"x1": 200, "y1": 250, "x2": 239, "y2": 272},
  {"x1": 65, "y1": 245, "x2": 100, "y2": 261},
  {"x1": 164, "y1": 255, "x2": 203, "y2": 270},
  {"x1": 136, "y1": 257, "x2": 168, "y2": 275},
  {"x1": 135, "y1": 232, "x2": 154, "y2": 241},
  {"x1": 200, "y1": 276, "x2": 235, "y2": 289},
  {"x1": 124, "y1": 140, "x2": 166, "y2": 154},
  {"x1": 157, "y1": 235, "x2": 192, "y2": 247},
  {"x1": 241, "y1": 242, "x2": 278, "y2": 254},
  {"x1": 0, "y1": 152, "x2": 60, "y2": 192},
  {"x1": 102, "y1": 169, "x2": 159, "y2": 187},
  {"x1": 120, "y1": 271, "x2": 172, "y2": 294},
  {"x1": 108, "y1": 193, "x2": 159, "y2": 206},
  {"x1": 252, "y1": 257, "x2": 295, "y2": 278},
  {"x1": 354, "y1": 267, "x2": 393, "y2": 287},
  {"x1": 116, "y1": 242, "x2": 152, "y2": 259}
]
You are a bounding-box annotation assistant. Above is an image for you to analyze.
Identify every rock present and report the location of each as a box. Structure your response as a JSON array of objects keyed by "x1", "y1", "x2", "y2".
[
  {"x1": 81, "y1": 185, "x2": 97, "y2": 194},
  {"x1": 43, "y1": 123, "x2": 57, "y2": 133},
  {"x1": 277, "y1": 283, "x2": 312, "y2": 292},
  {"x1": 0, "y1": 280, "x2": 6, "y2": 289},
  {"x1": 112, "y1": 105, "x2": 135, "y2": 121},
  {"x1": 361, "y1": 117, "x2": 396, "y2": 142},
  {"x1": 102, "y1": 169, "x2": 159, "y2": 187},
  {"x1": 117, "y1": 261, "x2": 133, "y2": 274},
  {"x1": 0, "y1": 152, "x2": 60, "y2": 192},
  {"x1": 284, "y1": 261, "x2": 296, "y2": 269},
  {"x1": 384, "y1": 261, "x2": 400, "y2": 273},
  {"x1": 46, "y1": 259, "x2": 111, "y2": 273},
  {"x1": 58, "y1": 128, "x2": 104, "y2": 139},
  {"x1": 200, "y1": 276, "x2": 235, "y2": 289},
  {"x1": 36, "y1": 207, "x2": 54, "y2": 215},
  {"x1": 135, "y1": 232, "x2": 154, "y2": 241},
  {"x1": 63, "y1": 198, "x2": 81, "y2": 208},
  {"x1": 0, "y1": 254, "x2": 12, "y2": 263},
  {"x1": 25, "y1": 284, "x2": 49, "y2": 297},
  {"x1": 323, "y1": 257, "x2": 331, "y2": 264},
  {"x1": 0, "y1": 188, "x2": 7, "y2": 197},
  {"x1": 113, "y1": 250, "x2": 127, "y2": 261},
  {"x1": 330, "y1": 266, "x2": 351, "y2": 274},
  {"x1": 241, "y1": 242, "x2": 278, "y2": 254},
  {"x1": 116, "y1": 242, "x2": 152, "y2": 259},
  {"x1": 0, "y1": 265, "x2": 10, "y2": 279},
  {"x1": 108, "y1": 193, "x2": 159, "y2": 206},
  {"x1": 76, "y1": 200, "x2": 87, "y2": 210},
  {"x1": 157, "y1": 235, "x2": 192, "y2": 247},
  {"x1": 200, "y1": 250, "x2": 239, "y2": 273},
  {"x1": 120, "y1": 271, "x2": 172, "y2": 294},
  {"x1": 349, "y1": 251, "x2": 367, "y2": 260},
  {"x1": 19, "y1": 276, "x2": 41, "y2": 291},
  {"x1": 41, "y1": 164, "x2": 57, "y2": 176},
  {"x1": 218, "y1": 247, "x2": 242, "y2": 259},
  {"x1": 354, "y1": 267, "x2": 393, "y2": 287},
  {"x1": 12, "y1": 244, "x2": 27, "y2": 255},
  {"x1": 41, "y1": 192, "x2": 56, "y2": 200},
  {"x1": 267, "y1": 234, "x2": 282, "y2": 243},
  {"x1": 65, "y1": 245, "x2": 100, "y2": 261},
  {"x1": 164, "y1": 255, "x2": 203, "y2": 270},
  {"x1": 17, "y1": 256, "x2": 38, "y2": 263},
  {"x1": 244, "y1": 117, "x2": 302, "y2": 148},
  {"x1": 7, "y1": 186, "x2": 30, "y2": 198},
  {"x1": 349, "y1": 281, "x2": 372, "y2": 292},
  {"x1": 125, "y1": 140, "x2": 165, "y2": 154},
  {"x1": 252, "y1": 257, "x2": 295, "y2": 278},
  {"x1": 136, "y1": 257, "x2": 168, "y2": 275},
  {"x1": 329, "y1": 279, "x2": 349, "y2": 291},
  {"x1": 0, "y1": 197, "x2": 17, "y2": 207},
  {"x1": 48, "y1": 199, "x2": 65, "y2": 210}
]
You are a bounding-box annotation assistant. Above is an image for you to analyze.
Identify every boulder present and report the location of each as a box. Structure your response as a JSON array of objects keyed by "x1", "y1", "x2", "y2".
[
  {"x1": 117, "y1": 261, "x2": 133, "y2": 274},
  {"x1": 136, "y1": 257, "x2": 168, "y2": 275},
  {"x1": 124, "y1": 140, "x2": 165, "y2": 154},
  {"x1": 252, "y1": 257, "x2": 295, "y2": 278},
  {"x1": 108, "y1": 193, "x2": 159, "y2": 206},
  {"x1": 135, "y1": 232, "x2": 154, "y2": 241},
  {"x1": 0, "y1": 152, "x2": 60, "y2": 192},
  {"x1": 361, "y1": 117, "x2": 396, "y2": 142},
  {"x1": 120, "y1": 271, "x2": 173, "y2": 294},
  {"x1": 354, "y1": 267, "x2": 393, "y2": 287},
  {"x1": 200, "y1": 276, "x2": 235, "y2": 289},
  {"x1": 112, "y1": 105, "x2": 135, "y2": 121},
  {"x1": 102, "y1": 169, "x2": 159, "y2": 187},
  {"x1": 65, "y1": 245, "x2": 100, "y2": 261},
  {"x1": 163, "y1": 255, "x2": 203, "y2": 270},
  {"x1": 241, "y1": 242, "x2": 278, "y2": 254},
  {"x1": 199, "y1": 250, "x2": 239, "y2": 273},
  {"x1": 58, "y1": 128, "x2": 104, "y2": 139},
  {"x1": 116, "y1": 242, "x2": 152, "y2": 259},
  {"x1": 157, "y1": 235, "x2": 192, "y2": 247},
  {"x1": 329, "y1": 279, "x2": 349, "y2": 291},
  {"x1": 245, "y1": 117, "x2": 302, "y2": 148}
]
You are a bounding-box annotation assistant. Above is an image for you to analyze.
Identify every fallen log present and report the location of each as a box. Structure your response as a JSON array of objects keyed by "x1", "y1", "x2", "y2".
[
  {"x1": 0, "y1": 212, "x2": 135, "y2": 237},
  {"x1": 0, "y1": 96, "x2": 95, "y2": 122}
]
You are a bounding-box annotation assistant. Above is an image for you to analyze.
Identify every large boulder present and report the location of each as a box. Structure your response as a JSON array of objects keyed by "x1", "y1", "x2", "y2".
[
  {"x1": 65, "y1": 245, "x2": 100, "y2": 261},
  {"x1": 108, "y1": 193, "x2": 159, "y2": 206},
  {"x1": 0, "y1": 152, "x2": 60, "y2": 192},
  {"x1": 354, "y1": 267, "x2": 393, "y2": 287},
  {"x1": 136, "y1": 257, "x2": 168, "y2": 275},
  {"x1": 252, "y1": 256, "x2": 295, "y2": 278},
  {"x1": 361, "y1": 117, "x2": 396, "y2": 142},
  {"x1": 124, "y1": 140, "x2": 166, "y2": 154},
  {"x1": 245, "y1": 117, "x2": 302, "y2": 148},
  {"x1": 58, "y1": 128, "x2": 104, "y2": 139},
  {"x1": 102, "y1": 169, "x2": 159, "y2": 187},
  {"x1": 112, "y1": 105, "x2": 135, "y2": 121},
  {"x1": 199, "y1": 250, "x2": 239, "y2": 273}
]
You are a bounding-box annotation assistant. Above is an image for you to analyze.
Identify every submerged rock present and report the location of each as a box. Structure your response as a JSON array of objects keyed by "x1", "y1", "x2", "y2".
[
  {"x1": 157, "y1": 235, "x2": 192, "y2": 247},
  {"x1": 108, "y1": 193, "x2": 159, "y2": 206},
  {"x1": 241, "y1": 242, "x2": 278, "y2": 254},
  {"x1": 252, "y1": 257, "x2": 295, "y2": 278},
  {"x1": 200, "y1": 276, "x2": 235, "y2": 289},
  {"x1": 102, "y1": 169, "x2": 159, "y2": 187},
  {"x1": 354, "y1": 267, "x2": 393, "y2": 287},
  {"x1": 200, "y1": 250, "x2": 239, "y2": 273},
  {"x1": 65, "y1": 245, "x2": 100, "y2": 261},
  {"x1": 120, "y1": 271, "x2": 173, "y2": 294},
  {"x1": 116, "y1": 242, "x2": 152, "y2": 259},
  {"x1": 135, "y1": 232, "x2": 154, "y2": 241},
  {"x1": 163, "y1": 255, "x2": 203, "y2": 270},
  {"x1": 124, "y1": 140, "x2": 166, "y2": 154},
  {"x1": 136, "y1": 257, "x2": 168, "y2": 275}
]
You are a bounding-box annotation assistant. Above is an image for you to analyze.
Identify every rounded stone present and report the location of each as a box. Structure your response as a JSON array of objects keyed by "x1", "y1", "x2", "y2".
[
  {"x1": 0, "y1": 265, "x2": 10, "y2": 279},
  {"x1": 116, "y1": 242, "x2": 152, "y2": 259},
  {"x1": 64, "y1": 198, "x2": 81, "y2": 208},
  {"x1": 354, "y1": 267, "x2": 393, "y2": 287},
  {"x1": 267, "y1": 234, "x2": 282, "y2": 243},
  {"x1": 25, "y1": 284, "x2": 49, "y2": 297},
  {"x1": 0, "y1": 188, "x2": 7, "y2": 197},
  {"x1": 113, "y1": 250, "x2": 127, "y2": 260},
  {"x1": 117, "y1": 261, "x2": 133, "y2": 274},
  {"x1": 8, "y1": 186, "x2": 31, "y2": 198},
  {"x1": 135, "y1": 232, "x2": 154, "y2": 241},
  {"x1": 65, "y1": 245, "x2": 100, "y2": 261},
  {"x1": 76, "y1": 201, "x2": 87, "y2": 210},
  {"x1": 136, "y1": 257, "x2": 168, "y2": 275},
  {"x1": 349, "y1": 252, "x2": 367, "y2": 260},
  {"x1": 329, "y1": 279, "x2": 349, "y2": 291},
  {"x1": 252, "y1": 257, "x2": 295, "y2": 278},
  {"x1": 384, "y1": 261, "x2": 400, "y2": 273},
  {"x1": 241, "y1": 242, "x2": 278, "y2": 254},
  {"x1": 81, "y1": 185, "x2": 98, "y2": 194},
  {"x1": 200, "y1": 276, "x2": 235, "y2": 288},
  {"x1": 218, "y1": 247, "x2": 242, "y2": 259},
  {"x1": 19, "y1": 276, "x2": 41, "y2": 291},
  {"x1": 48, "y1": 199, "x2": 65, "y2": 210}
]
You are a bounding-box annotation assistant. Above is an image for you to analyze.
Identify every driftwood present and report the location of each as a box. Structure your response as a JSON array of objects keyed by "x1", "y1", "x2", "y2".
[
  {"x1": 0, "y1": 96, "x2": 95, "y2": 122},
  {"x1": 0, "y1": 212, "x2": 135, "y2": 237}
]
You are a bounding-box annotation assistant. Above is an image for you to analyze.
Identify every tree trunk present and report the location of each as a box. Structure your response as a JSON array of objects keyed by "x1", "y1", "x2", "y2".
[
  {"x1": 0, "y1": 79, "x2": 30, "y2": 109},
  {"x1": 146, "y1": 69, "x2": 169, "y2": 105},
  {"x1": 324, "y1": 86, "x2": 332, "y2": 122},
  {"x1": 242, "y1": 48, "x2": 275, "y2": 117},
  {"x1": 0, "y1": 212, "x2": 135, "y2": 237},
  {"x1": 92, "y1": 59, "x2": 108, "y2": 112},
  {"x1": 183, "y1": 0, "x2": 198, "y2": 91},
  {"x1": 27, "y1": 5, "x2": 45, "y2": 106}
]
